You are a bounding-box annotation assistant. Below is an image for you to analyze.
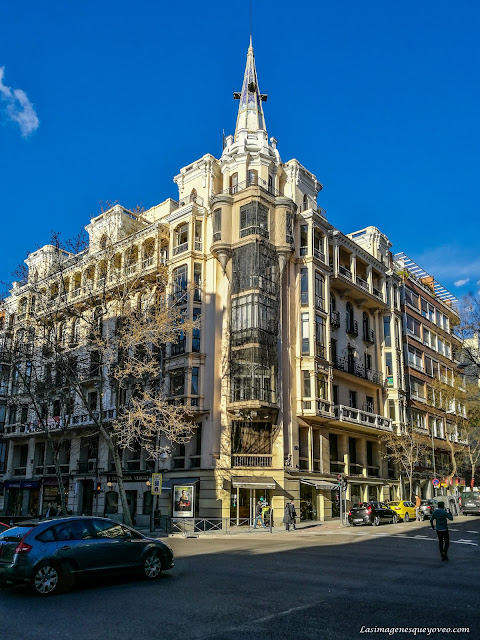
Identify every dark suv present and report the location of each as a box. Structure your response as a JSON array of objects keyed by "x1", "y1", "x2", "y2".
[
  {"x1": 348, "y1": 502, "x2": 398, "y2": 526},
  {"x1": 0, "y1": 516, "x2": 174, "y2": 595},
  {"x1": 459, "y1": 491, "x2": 480, "y2": 516}
]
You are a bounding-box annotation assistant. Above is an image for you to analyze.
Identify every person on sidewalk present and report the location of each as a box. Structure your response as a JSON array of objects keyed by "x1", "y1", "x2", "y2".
[
  {"x1": 283, "y1": 500, "x2": 297, "y2": 531},
  {"x1": 430, "y1": 501, "x2": 453, "y2": 561},
  {"x1": 415, "y1": 494, "x2": 422, "y2": 521},
  {"x1": 253, "y1": 497, "x2": 267, "y2": 529}
]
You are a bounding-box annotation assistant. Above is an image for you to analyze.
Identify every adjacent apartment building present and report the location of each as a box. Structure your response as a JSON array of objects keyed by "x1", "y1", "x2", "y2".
[{"x1": 0, "y1": 41, "x2": 464, "y2": 525}]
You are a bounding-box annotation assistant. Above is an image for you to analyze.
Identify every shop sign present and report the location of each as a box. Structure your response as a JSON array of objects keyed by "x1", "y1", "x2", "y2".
[
  {"x1": 106, "y1": 473, "x2": 150, "y2": 483},
  {"x1": 172, "y1": 485, "x2": 195, "y2": 518},
  {"x1": 3, "y1": 481, "x2": 41, "y2": 489}
]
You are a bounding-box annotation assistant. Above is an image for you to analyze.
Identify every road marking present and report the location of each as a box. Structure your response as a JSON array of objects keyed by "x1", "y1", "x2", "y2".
[
  {"x1": 454, "y1": 539, "x2": 477, "y2": 546},
  {"x1": 449, "y1": 529, "x2": 459, "y2": 532},
  {"x1": 413, "y1": 535, "x2": 429, "y2": 538},
  {"x1": 466, "y1": 530, "x2": 479, "y2": 534}
]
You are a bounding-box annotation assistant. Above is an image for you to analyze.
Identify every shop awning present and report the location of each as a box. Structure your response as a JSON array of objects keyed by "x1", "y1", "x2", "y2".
[
  {"x1": 161, "y1": 477, "x2": 200, "y2": 491},
  {"x1": 232, "y1": 476, "x2": 276, "y2": 489},
  {"x1": 301, "y1": 479, "x2": 338, "y2": 490}
]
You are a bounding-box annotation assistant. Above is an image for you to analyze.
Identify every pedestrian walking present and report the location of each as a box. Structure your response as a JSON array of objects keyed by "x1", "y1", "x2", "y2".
[
  {"x1": 415, "y1": 494, "x2": 422, "y2": 521},
  {"x1": 283, "y1": 500, "x2": 297, "y2": 531},
  {"x1": 253, "y1": 497, "x2": 267, "y2": 529},
  {"x1": 430, "y1": 500, "x2": 453, "y2": 561}
]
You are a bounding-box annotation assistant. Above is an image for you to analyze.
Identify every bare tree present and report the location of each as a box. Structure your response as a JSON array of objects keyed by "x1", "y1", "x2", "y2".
[
  {"x1": 380, "y1": 426, "x2": 429, "y2": 501},
  {"x1": 7, "y1": 208, "x2": 197, "y2": 525}
]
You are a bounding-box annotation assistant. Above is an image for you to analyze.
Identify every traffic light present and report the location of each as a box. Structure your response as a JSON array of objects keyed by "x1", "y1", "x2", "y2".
[{"x1": 342, "y1": 477, "x2": 348, "y2": 492}]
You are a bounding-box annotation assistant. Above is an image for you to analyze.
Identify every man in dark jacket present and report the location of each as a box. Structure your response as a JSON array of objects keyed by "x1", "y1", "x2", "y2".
[
  {"x1": 283, "y1": 500, "x2": 297, "y2": 531},
  {"x1": 430, "y1": 501, "x2": 453, "y2": 560}
]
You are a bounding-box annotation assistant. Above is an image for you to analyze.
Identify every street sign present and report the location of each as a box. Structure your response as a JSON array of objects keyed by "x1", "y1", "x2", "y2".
[
  {"x1": 151, "y1": 473, "x2": 163, "y2": 495},
  {"x1": 432, "y1": 478, "x2": 440, "y2": 487}
]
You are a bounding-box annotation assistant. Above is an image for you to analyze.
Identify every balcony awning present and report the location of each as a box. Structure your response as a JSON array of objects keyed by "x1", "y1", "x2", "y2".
[
  {"x1": 301, "y1": 479, "x2": 338, "y2": 490},
  {"x1": 231, "y1": 476, "x2": 276, "y2": 489}
]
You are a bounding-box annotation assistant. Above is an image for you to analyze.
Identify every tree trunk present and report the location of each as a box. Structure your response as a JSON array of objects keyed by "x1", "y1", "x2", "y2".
[{"x1": 98, "y1": 423, "x2": 133, "y2": 527}]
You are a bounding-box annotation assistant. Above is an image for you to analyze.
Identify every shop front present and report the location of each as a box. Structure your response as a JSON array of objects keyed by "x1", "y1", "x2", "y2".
[
  {"x1": 230, "y1": 476, "x2": 276, "y2": 525},
  {"x1": 299, "y1": 479, "x2": 339, "y2": 521},
  {"x1": 3, "y1": 480, "x2": 41, "y2": 517}
]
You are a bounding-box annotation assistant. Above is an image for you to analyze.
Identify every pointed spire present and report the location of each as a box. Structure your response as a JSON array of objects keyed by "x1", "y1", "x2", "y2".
[{"x1": 234, "y1": 39, "x2": 267, "y2": 139}]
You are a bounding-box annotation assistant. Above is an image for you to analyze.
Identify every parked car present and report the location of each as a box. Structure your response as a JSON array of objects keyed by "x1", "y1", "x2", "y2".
[
  {"x1": 0, "y1": 516, "x2": 174, "y2": 596},
  {"x1": 0, "y1": 522, "x2": 11, "y2": 534},
  {"x1": 348, "y1": 502, "x2": 398, "y2": 526},
  {"x1": 459, "y1": 491, "x2": 480, "y2": 516},
  {"x1": 387, "y1": 500, "x2": 417, "y2": 522},
  {"x1": 419, "y1": 499, "x2": 438, "y2": 521}
]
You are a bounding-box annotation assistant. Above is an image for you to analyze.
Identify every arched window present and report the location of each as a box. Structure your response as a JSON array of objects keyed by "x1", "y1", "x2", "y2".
[
  {"x1": 230, "y1": 172, "x2": 238, "y2": 194},
  {"x1": 302, "y1": 193, "x2": 308, "y2": 211}
]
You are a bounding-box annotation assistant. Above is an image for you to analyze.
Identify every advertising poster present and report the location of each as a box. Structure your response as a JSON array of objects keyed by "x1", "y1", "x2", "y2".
[{"x1": 173, "y1": 485, "x2": 194, "y2": 517}]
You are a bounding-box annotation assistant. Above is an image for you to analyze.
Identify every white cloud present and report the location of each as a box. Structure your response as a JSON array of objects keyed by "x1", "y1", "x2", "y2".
[
  {"x1": 454, "y1": 278, "x2": 470, "y2": 287},
  {"x1": 0, "y1": 67, "x2": 39, "y2": 137}
]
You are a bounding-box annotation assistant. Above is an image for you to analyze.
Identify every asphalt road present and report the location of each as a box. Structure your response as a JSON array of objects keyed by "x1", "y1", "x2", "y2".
[{"x1": 1, "y1": 517, "x2": 478, "y2": 640}]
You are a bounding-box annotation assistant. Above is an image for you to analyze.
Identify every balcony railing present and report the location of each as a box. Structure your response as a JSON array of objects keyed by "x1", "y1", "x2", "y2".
[
  {"x1": 334, "y1": 405, "x2": 392, "y2": 431},
  {"x1": 216, "y1": 177, "x2": 282, "y2": 198},
  {"x1": 142, "y1": 256, "x2": 154, "y2": 269},
  {"x1": 231, "y1": 454, "x2": 272, "y2": 467},
  {"x1": 330, "y1": 461, "x2": 345, "y2": 473},
  {"x1": 349, "y1": 463, "x2": 364, "y2": 476},
  {"x1": 356, "y1": 276, "x2": 369, "y2": 291},
  {"x1": 334, "y1": 357, "x2": 383, "y2": 385},
  {"x1": 173, "y1": 242, "x2": 188, "y2": 256},
  {"x1": 363, "y1": 329, "x2": 374, "y2": 344},
  {"x1": 313, "y1": 248, "x2": 325, "y2": 262},
  {"x1": 339, "y1": 265, "x2": 352, "y2": 280},
  {"x1": 346, "y1": 319, "x2": 358, "y2": 336}
]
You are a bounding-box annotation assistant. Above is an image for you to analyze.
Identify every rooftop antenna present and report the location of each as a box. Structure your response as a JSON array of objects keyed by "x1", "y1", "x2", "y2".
[{"x1": 250, "y1": 0, "x2": 252, "y2": 43}]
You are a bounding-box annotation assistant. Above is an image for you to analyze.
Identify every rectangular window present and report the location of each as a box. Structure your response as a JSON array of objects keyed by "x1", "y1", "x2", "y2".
[
  {"x1": 0, "y1": 441, "x2": 6, "y2": 473},
  {"x1": 170, "y1": 369, "x2": 185, "y2": 397},
  {"x1": 315, "y1": 314, "x2": 326, "y2": 358},
  {"x1": 191, "y1": 367, "x2": 199, "y2": 395},
  {"x1": 406, "y1": 314, "x2": 421, "y2": 338},
  {"x1": 173, "y1": 264, "x2": 188, "y2": 300},
  {"x1": 329, "y1": 433, "x2": 338, "y2": 461},
  {"x1": 301, "y1": 313, "x2": 309, "y2": 355},
  {"x1": 425, "y1": 356, "x2": 433, "y2": 376},
  {"x1": 405, "y1": 288, "x2": 419, "y2": 309},
  {"x1": 300, "y1": 268, "x2": 309, "y2": 305},
  {"x1": 21, "y1": 406, "x2": 28, "y2": 423},
  {"x1": 428, "y1": 304, "x2": 435, "y2": 322},
  {"x1": 421, "y1": 298, "x2": 428, "y2": 318},
  {"x1": 8, "y1": 405, "x2": 17, "y2": 424},
  {"x1": 385, "y1": 353, "x2": 393, "y2": 376},
  {"x1": 443, "y1": 314, "x2": 449, "y2": 332},
  {"x1": 349, "y1": 437, "x2": 357, "y2": 463},
  {"x1": 192, "y1": 308, "x2": 201, "y2": 353},
  {"x1": 423, "y1": 327, "x2": 430, "y2": 347},
  {"x1": 366, "y1": 396, "x2": 374, "y2": 413},
  {"x1": 384, "y1": 317, "x2": 391, "y2": 347},
  {"x1": 333, "y1": 385, "x2": 339, "y2": 406},
  {"x1": 314, "y1": 272, "x2": 324, "y2": 310},
  {"x1": 194, "y1": 220, "x2": 202, "y2": 251},
  {"x1": 388, "y1": 400, "x2": 396, "y2": 421},
  {"x1": 317, "y1": 374, "x2": 327, "y2": 400},
  {"x1": 408, "y1": 345, "x2": 423, "y2": 370},
  {"x1": 213, "y1": 208, "x2": 222, "y2": 242},
  {"x1": 410, "y1": 377, "x2": 425, "y2": 400},
  {"x1": 239, "y1": 202, "x2": 269, "y2": 239},
  {"x1": 313, "y1": 229, "x2": 324, "y2": 261},
  {"x1": 193, "y1": 264, "x2": 202, "y2": 302},
  {"x1": 349, "y1": 390, "x2": 357, "y2": 408},
  {"x1": 300, "y1": 225, "x2": 308, "y2": 256},
  {"x1": 302, "y1": 371, "x2": 311, "y2": 398}
]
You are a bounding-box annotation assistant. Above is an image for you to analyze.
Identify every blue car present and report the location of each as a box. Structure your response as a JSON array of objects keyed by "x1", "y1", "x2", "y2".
[{"x1": 0, "y1": 516, "x2": 174, "y2": 595}]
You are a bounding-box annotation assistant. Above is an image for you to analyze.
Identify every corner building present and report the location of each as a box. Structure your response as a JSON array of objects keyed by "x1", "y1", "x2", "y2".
[{"x1": 1, "y1": 42, "x2": 411, "y2": 523}]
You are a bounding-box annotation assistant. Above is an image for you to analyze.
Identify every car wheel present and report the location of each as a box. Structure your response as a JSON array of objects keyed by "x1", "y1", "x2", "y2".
[
  {"x1": 392, "y1": 515, "x2": 398, "y2": 524},
  {"x1": 143, "y1": 552, "x2": 163, "y2": 580},
  {"x1": 404, "y1": 513, "x2": 410, "y2": 522},
  {"x1": 33, "y1": 562, "x2": 65, "y2": 596},
  {"x1": 373, "y1": 516, "x2": 381, "y2": 526}
]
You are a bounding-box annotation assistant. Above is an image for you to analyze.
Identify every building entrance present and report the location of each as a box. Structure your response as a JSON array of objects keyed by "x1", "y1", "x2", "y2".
[{"x1": 230, "y1": 487, "x2": 271, "y2": 525}]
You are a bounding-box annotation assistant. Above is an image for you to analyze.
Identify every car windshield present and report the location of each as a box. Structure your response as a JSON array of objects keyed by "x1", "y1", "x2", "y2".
[
  {"x1": 388, "y1": 502, "x2": 400, "y2": 506},
  {"x1": 462, "y1": 493, "x2": 478, "y2": 499},
  {"x1": 0, "y1": 526, "x2": 33, "y2": 541}
]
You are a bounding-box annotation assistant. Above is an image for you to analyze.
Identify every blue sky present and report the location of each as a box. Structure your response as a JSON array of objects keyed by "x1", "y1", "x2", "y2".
[{"x1": 1, "y1": 1, "x2": 479, "y2": 298}]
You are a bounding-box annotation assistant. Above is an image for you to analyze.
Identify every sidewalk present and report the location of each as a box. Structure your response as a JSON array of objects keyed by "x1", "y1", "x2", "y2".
[{"x1": 138, "y1": 519, "x2": 347, "y2": 539}]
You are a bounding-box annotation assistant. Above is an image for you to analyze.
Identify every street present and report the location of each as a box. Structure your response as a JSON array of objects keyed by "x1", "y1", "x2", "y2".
[{"x1": 1, "y1": 516, "x2": 478, "y2": 640}]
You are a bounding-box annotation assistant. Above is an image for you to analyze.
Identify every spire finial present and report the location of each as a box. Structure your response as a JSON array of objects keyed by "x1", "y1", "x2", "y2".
[{"x1": 233, "y1": 40, "x2": 268, "y2": 139}]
